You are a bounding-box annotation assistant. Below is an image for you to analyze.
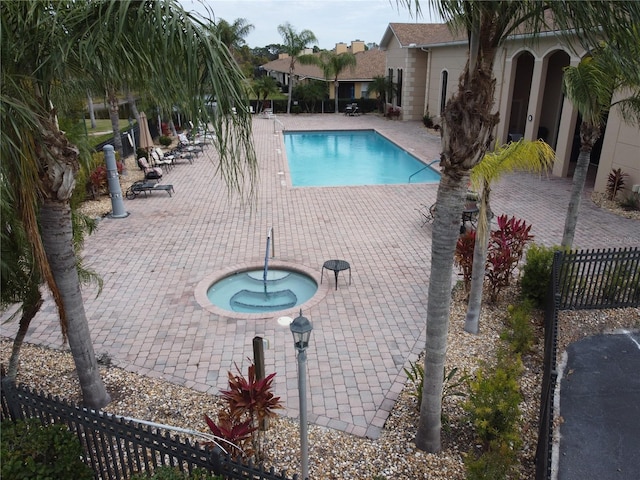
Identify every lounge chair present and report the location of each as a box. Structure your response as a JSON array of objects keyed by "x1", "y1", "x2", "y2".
[
  {"x1": 345, "y1": 103, "x2": 360, "y2": 116},
  {"x1": 137, "y1": 156, "x2": 163, "y2": 180},
  {"x1": 150, "y1": 148, "x2": 174, "y2": 170}
]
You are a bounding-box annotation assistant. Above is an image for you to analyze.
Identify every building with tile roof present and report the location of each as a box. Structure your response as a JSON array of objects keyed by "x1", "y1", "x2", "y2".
[
  {"x1": 260, "y1": 42, "x2": 386, "y2": 103},
  {"x1": 379, "y1": 22, "x2": 639, "y2": 194}
]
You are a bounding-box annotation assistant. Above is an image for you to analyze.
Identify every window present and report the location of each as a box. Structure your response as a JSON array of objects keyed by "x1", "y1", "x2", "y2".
[
  {"x1": 397, "y1": 69, "x2": 403, "y2": 107},
  {"x1": 440, "y1": 70, "x2": 448, "y2": 113},
  {"x1": 388, "y1": 68, "x2": 394, "y2": 103}
]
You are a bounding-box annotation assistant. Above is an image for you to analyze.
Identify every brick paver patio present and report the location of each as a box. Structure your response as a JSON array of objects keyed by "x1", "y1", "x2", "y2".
[{"x1": 3, "y1": 114, "x2": 638, "y2": 439}]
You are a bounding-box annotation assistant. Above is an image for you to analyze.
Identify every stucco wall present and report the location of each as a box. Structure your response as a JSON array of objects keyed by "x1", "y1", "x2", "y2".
[{"x1": 596, "y1": 108, "x2": 640, "y2": 193}]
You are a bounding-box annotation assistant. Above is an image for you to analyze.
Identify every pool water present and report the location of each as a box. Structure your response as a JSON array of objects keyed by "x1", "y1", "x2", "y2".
[
  {"x1": 207, "y1": 269, "x2": 318, "y2": 313},
  {"x1": 283, "y1": 130, "x2": 440, "y2": 187}
]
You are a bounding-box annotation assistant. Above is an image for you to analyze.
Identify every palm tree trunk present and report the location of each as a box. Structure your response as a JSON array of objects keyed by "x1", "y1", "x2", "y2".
[
  {"x1": 334, "y1": 80, "x2": 339, "y2": 114},
  {"x1": 126, "y1": 88, "x2": 140, "y2": 125},
  {"x1": 107, "y1": 89, "x2": 123, "y2": 158},
  {"x1": 7, "y1": 291, "x2": 43, "y2": 380},
  {"x1": 415, "y1": 173, "x2": 470, "y2": 452},
  {"x1": 287, "y1": 69, "x2": 295, "y2": 114},
  {"x1": 464, "y1": 191, "x2": 492, "y2": 334},
  {"x1": 561, "y1": 122, "x2": 600, "y2": 248},
  {"x1": 87, "y1": 91, "x2": 97, "y2": 129},
  {"x1": 39, "y1": 199, "x2": 111, "y2": 408}
]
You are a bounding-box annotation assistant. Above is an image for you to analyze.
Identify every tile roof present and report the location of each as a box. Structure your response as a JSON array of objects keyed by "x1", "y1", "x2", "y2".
[
  {"x1": 260, "y1": 49, "x2": 386, "y2": 81},
  {"x1": 386, "y1": 23, "x2": 464, "y2": 47}
]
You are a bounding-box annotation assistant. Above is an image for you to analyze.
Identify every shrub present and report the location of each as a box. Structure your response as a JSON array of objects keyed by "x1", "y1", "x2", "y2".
[
  {"x1": 500, "y1": 301, "x2": 535, "y2": 354},
  {"x1": 455, "y1": 230, "x2": 477, "y2": 292},
  {"x1": 520, "y1": 243, "x2": 559, "y2": 307},
  {"x1": 130, "y1": 466, "x2": 221, "y2": 479},
  {"x1": 205, "y1": 362, "x2": 283, "y2": 461},
  {"x1": 601, "y1": 259, "x2": 640, "y2": 303},
  {"x1": 620, "y1": 192, "x2": 640, "y2": 211},
  {"x1": 464, "y1": 443, "x2": 517, "y2": 480},
  {"x1": 1, "y1": 418, "x2": 94, "y2": 480},
  {"x1": 463, "y1": 349, "x2": 522, "y2": 449},
  {"x1": 423, "y1": 112, "x2": 434, "y2": 128},
  {"x1": 463, "y1": 350, "x2": 523, "y2": 479},
  {"x1": 89, "y1": 160, "x2": 124, "y2": 194},
  {"x1": 159, "y1": 135, "x2": 172, "y2": 147},
  {"x1": 606, "y1": 168, "x2": 628, "y2": 200},
  {"x1": 486, "y1": 215, "x2": 533, "y2": 302},
  {"x1": 136, "y1": 147, "x2": 149, "y2": 160}
]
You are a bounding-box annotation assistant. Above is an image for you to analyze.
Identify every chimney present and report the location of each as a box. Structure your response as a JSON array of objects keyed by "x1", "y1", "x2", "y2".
[
  {"x1": 335, "y1": 42, "x2": 348, "y2": 54},
  {"x1": 350, "y1": 40, "x2": 365, "y2": 53}
]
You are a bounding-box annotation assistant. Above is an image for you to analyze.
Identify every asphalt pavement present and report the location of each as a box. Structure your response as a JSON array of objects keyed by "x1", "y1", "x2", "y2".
[{"x1": 557, "y1": 330, "x2": 640, "y2": 480}]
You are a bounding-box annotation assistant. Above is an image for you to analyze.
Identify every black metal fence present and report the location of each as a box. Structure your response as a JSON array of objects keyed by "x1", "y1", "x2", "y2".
[
  {"x1": 556, "y1": 247, "x2": 640, "y2": 309},
  {"x1": 1, "y1": 379, "x2": 297, "y2": 480},
  {"x1": 535, "y1": 246, "x2": 640, "y2": 480},
  {"x1": 94, "y1": 124, "x2": 140, "y2": 159}
]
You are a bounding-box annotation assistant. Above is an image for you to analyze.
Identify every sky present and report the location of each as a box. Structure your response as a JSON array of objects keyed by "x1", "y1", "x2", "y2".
[{"x1": 181, "y1": 0, "x2": 443, "y2": 50}]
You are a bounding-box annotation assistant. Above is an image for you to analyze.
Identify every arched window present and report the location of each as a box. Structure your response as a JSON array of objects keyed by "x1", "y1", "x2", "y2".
[{"x1": 440, "y1": 70, "x2": 448, "y2": 113}]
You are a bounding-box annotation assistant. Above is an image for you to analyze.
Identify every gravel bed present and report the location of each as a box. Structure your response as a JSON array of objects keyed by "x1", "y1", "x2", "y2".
[{"x1": 2, "y1": 283, "x2": 638, "y2": 479}]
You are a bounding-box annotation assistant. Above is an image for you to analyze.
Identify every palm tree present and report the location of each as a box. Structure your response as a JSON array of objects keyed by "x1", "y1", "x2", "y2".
[
  {"x1": 311, "y1": 51, "x2": 357, "y2": 114},
  {"x1": 276, "y1": 22, "x2": 318, "y2": 114},
  {"x1": 1, "y1": 0, "x2": 256, "y2": 409},
  {"x1": 464, "y1": 140, "x2": 555, "y2": 334},
  {"x1": 560, "y1": 40, "x2": 640, "y2": 248},
  {"x1": 367, "y1": 75, "x2": 396, "y2": 114},
  {"x1": 253, "y1": 76, "x2": 279, "y2": 113},
  {"x1": 215, "y1": 18, "x2": 254, "y2": 54},
  {"x1": 395, "y1": 0, "x2": 640, "y2": 453}
]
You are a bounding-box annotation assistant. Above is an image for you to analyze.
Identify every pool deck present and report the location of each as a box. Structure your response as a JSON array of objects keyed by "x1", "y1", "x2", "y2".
[{"x1": 2, "y1": 114, "x2": 639, "y2": 439}]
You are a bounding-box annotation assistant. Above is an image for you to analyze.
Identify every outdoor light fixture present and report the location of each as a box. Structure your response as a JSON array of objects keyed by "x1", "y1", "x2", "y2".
[
  {"x1": 289, "y1": 309, "x2": 312, "y2": 480},
  {"x1": 290, "y1": 309, "x2": 312, "y2": 351}
]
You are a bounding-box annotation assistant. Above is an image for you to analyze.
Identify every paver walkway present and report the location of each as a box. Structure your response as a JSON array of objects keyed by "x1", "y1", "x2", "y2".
[{"x1": 2, "y1": 114, "x2": 639, "y2": 439}]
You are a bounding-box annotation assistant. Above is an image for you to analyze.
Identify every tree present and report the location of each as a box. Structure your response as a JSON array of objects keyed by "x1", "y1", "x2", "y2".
[
  {"x1": 396, "y1": 0, "x2": 640, "y2": 453},
  {"x1": 308, "y1": 51, "x2": 357, "y2": 114},
  {"x1": 1, "y1": 0, "x2": 256, "y2": 408},
  {"x1": 213, "y1": 18, "x2": 255, "y2": 77},
  {"x1": 276, "y1": 22, "x2": 318, "y2": 114},
  {"x1": 215, "y1": 18, "x2": 254, "y2": 53},
  {"x1": 560, "y1": 39, "x2": 640, "y2": 248},
  {"x1": 464, "y1": 140, "x2": 555, "y2": 334},
  {"x1": 367, "y1": 75, "x2": 396, "y2": 114},
  {"x1": 252, "y1": 76, "x2": 279, "y2": 113}
]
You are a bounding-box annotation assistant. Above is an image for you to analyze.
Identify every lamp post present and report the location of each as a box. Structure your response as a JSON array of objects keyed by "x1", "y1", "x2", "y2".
[{"x1": 289, "y1": 309, "x2": 312, "y2": 480}]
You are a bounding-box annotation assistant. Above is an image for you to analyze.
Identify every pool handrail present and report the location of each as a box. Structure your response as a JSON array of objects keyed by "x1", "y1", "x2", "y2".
[{"x1": 408, "y1": 158, "x2": 440, "y2": 183}]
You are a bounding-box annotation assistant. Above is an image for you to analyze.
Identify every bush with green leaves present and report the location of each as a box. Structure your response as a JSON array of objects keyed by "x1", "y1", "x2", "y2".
[
  {"x1": 130, "y1": 466, "x2": 222, "y2": 480},
  {"x1": 601, "y1": 259, "x2": 640, "y2": 303},
  {"x1": 159, "y1": 135, "x2": 172, "y2": 147},
  {"x1": 404, "y1": 360, "x2": 468, "y2": 418},
  {"x1": 464, "y1": 443, "x2": 518, "y2": 480},
  {"x1": 520, "y1": 243, "x2": 559, "y2": 307},
  {"x1": 463, "y1": 349, "x2": 523, "y2": 448},
  {"x1": 500, "y1": 301, "x2": 535, "y2": 354},
  {"x1": 1, "y1": 418, "x2": 94, "y2": 480}
]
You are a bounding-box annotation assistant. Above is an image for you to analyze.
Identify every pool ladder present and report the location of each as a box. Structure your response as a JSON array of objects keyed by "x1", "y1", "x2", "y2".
[
  {"x1": 273, "y1": 117, "x2": 285, "y2": 134},
  {"x1": 408, "y1": 158, "x2": 440, "y2": 183}
]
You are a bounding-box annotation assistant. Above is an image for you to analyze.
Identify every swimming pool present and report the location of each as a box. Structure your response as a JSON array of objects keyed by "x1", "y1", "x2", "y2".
[{"x1": 283, "y1": 130, "x2": 440, "y2": 187}]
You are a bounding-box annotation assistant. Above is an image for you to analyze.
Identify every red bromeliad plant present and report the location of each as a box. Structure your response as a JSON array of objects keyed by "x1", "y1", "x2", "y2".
[
  {"x1": 455, "y1": 230, "x2": 476, "y2": 292},
  {"x1": 204, "y1": 411, "x2": 255, "y2": 459},
  {"x1": 206, "y1": 362, "x2": 283, "y2": 461},
  {"x1": 486, "y1": 215, "x2": 534, "y2": 302}
]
